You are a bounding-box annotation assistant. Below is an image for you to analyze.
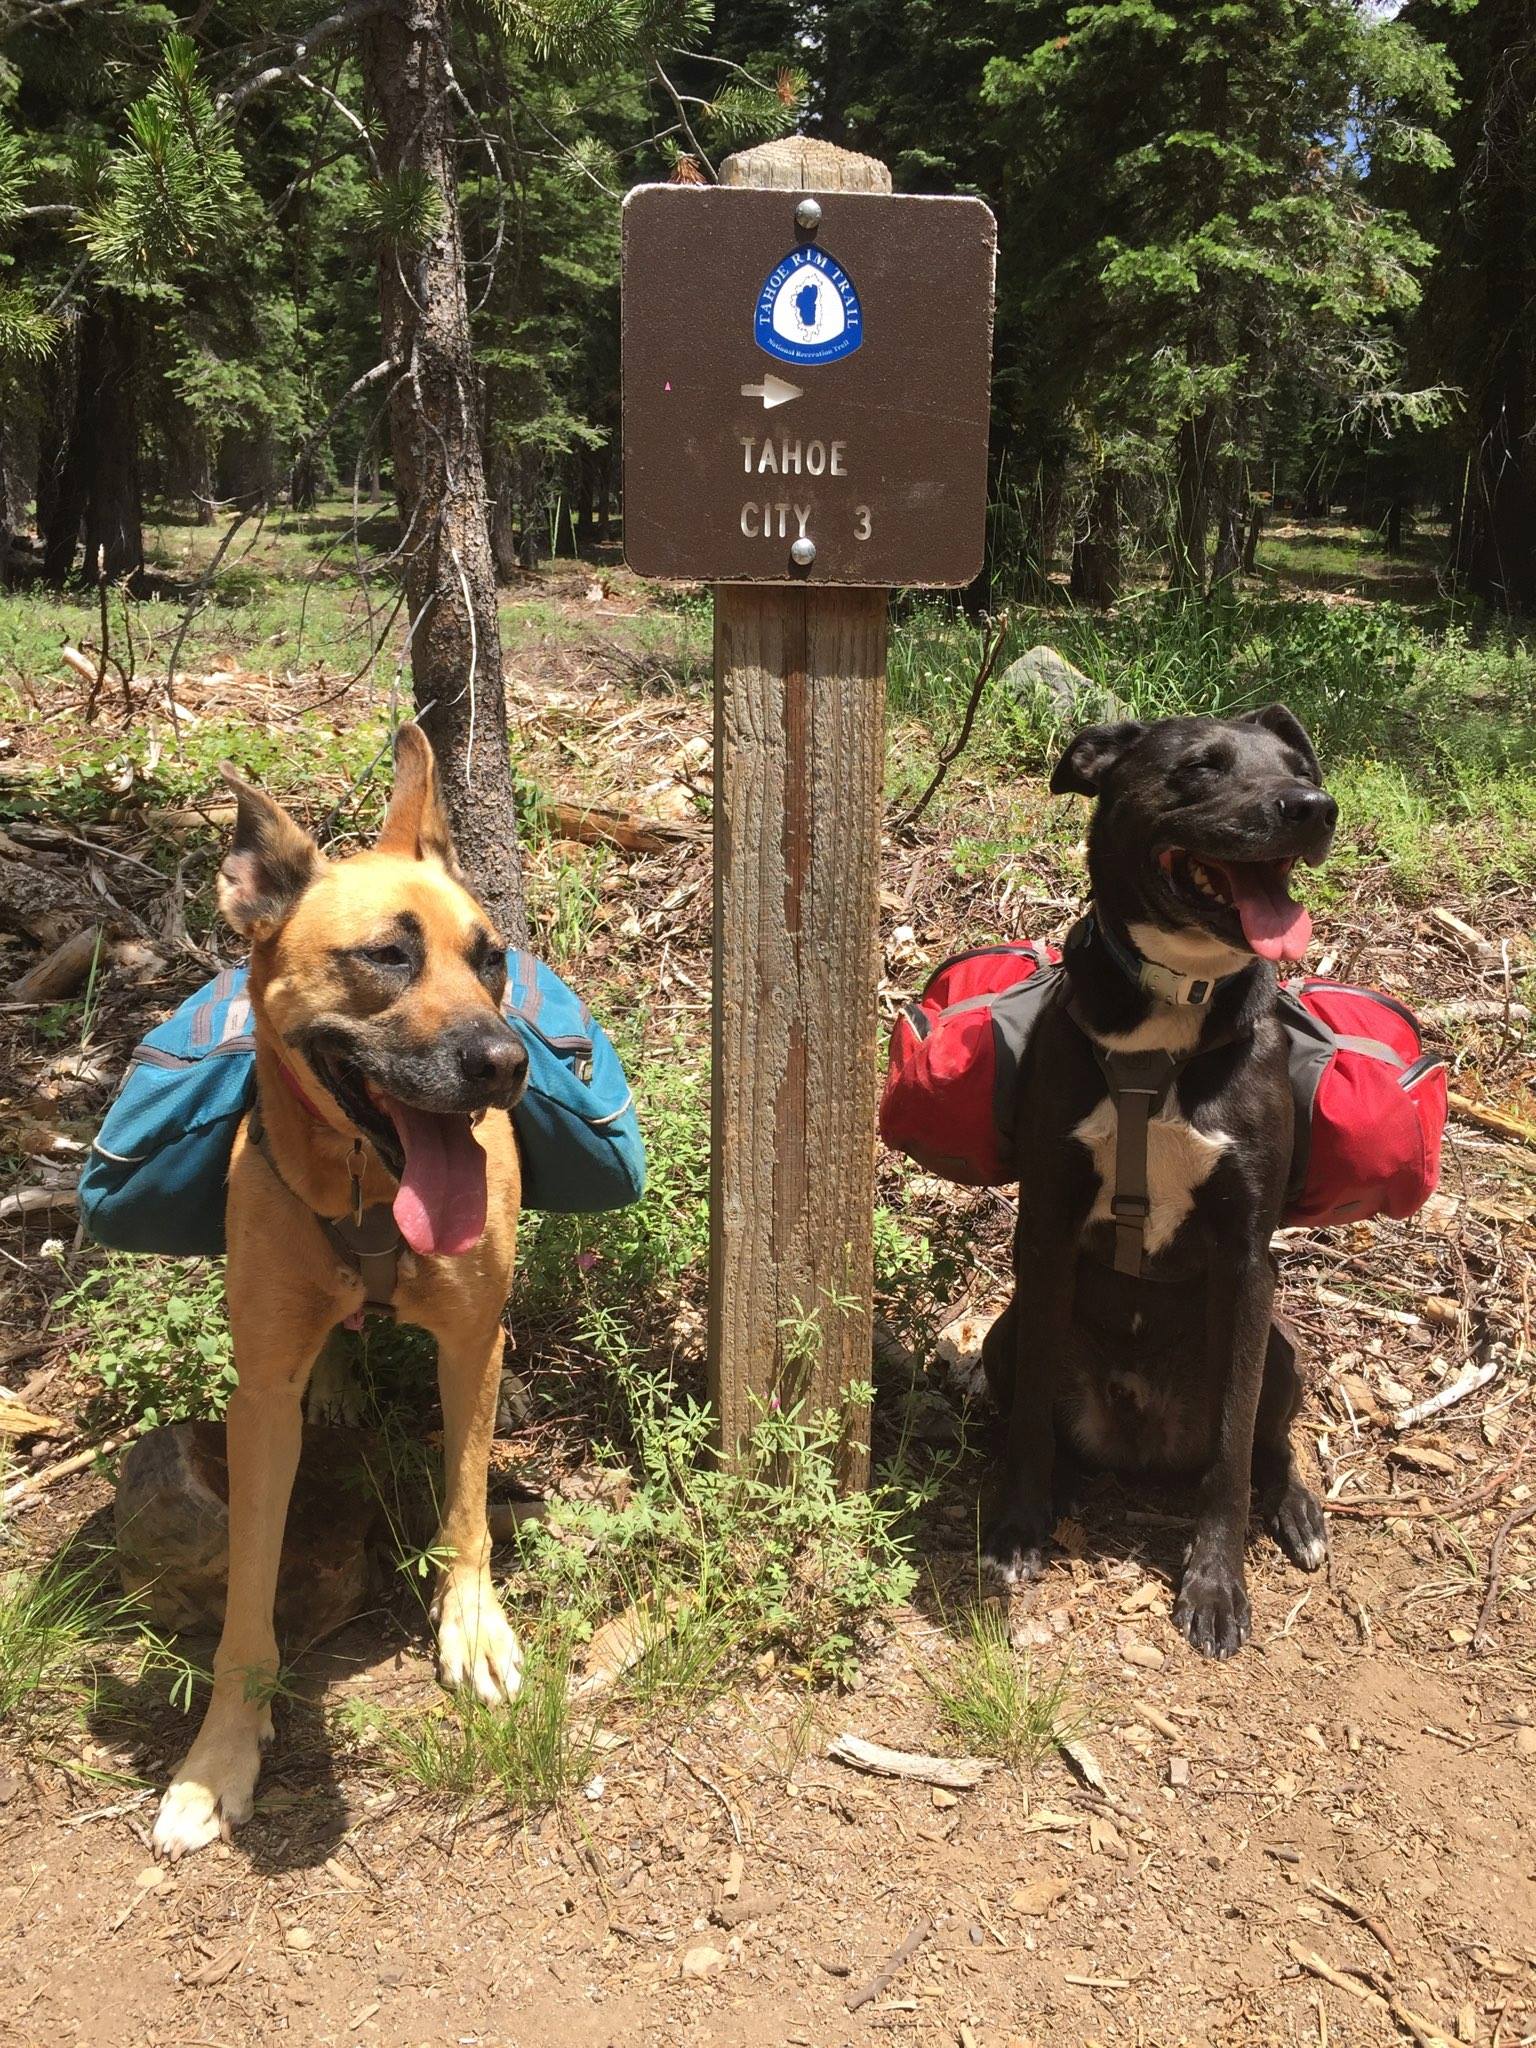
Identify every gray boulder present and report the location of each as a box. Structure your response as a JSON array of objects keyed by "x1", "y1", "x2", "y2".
[{"x1": 1001, "y1": 644, "x2": 1133, "y2": 727}]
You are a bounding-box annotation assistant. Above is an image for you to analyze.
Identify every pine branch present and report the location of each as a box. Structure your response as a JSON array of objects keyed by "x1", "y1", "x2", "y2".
[{"x1": 221, "y1": 0, "x2": 394, "y2": 115}]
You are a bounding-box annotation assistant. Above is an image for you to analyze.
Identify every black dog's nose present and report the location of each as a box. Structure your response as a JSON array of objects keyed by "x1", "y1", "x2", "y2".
[
  {"x1": 456, "y1": 1025, "x2": 528, "y2": 1094},
  {"x1": 1276, "y1": 786, "x2": 1338, "y2": 833}
]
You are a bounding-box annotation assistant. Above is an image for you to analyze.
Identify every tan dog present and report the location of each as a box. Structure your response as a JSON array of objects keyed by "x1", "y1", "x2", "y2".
[{"x1": 153, "y1": 728, "x2": 529, "y2": 1859}]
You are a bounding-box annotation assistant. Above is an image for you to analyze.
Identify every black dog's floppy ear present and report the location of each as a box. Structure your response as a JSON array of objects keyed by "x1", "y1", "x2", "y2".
[
  {"x1": 376, "y1": 722, "x2": 459, "y2": 872},
  {"x1": 217, "y1": 770, "x2": 323, "y2": 938},
  {"x1": 1240, "y1": 702, "x2": 1320, "y2": 782},
  {"x1": 1049, "y1": 720, "x2": 1147, "y2": 797}
]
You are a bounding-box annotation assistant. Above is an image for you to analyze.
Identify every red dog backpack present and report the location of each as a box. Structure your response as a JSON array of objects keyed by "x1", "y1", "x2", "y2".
[
  {"x1": 1277, "y1": 978, "x2": 1447, "y2": 1225},
  {"x1": 879, "y1": 943, "x2": 1447, "y2": 1228}
]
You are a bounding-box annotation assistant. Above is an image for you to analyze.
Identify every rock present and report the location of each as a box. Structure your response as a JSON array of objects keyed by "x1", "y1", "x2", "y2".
[
  {"x1": 681, "y1": 1943, "x2": 728, "y2": 1979},
  {"x1": 1000, "y1": 644, "x2": 1133, "y2": 727},
  {"x1": 1009, "y1": 1876, "x2": 1071, "y2": 1916},
  {"x1": 115, "y1": 1422, "x2": 400, "y2": 1644},
  {"x1": 1514, "y1": 1725, "x2": 1536, "y2": 1761},
  {"x1": 935, "y1": 1313, "x2": 996, "y2": 1402}
]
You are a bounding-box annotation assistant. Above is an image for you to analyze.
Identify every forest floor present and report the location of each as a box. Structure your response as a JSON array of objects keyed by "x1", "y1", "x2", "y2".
[{"x1": 2, "y1": 511, "x2": 1535, "y2": 2048}]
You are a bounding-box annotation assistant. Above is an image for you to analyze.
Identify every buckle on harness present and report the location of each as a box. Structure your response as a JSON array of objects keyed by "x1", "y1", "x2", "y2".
[{"x1": 1111, "y1": 1193, "x2": 1150, "y2": 1221}]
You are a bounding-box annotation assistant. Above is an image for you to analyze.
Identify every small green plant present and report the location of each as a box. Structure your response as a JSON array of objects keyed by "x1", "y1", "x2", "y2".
[
  {"x1": 64, "y1": 1256, "x2": 235, "y2": 1432},
  {"x1": 925, "y1": 1601, "x2": 1080, "y2": 1769},
  {"x1": 339, "y1": 1635, "x2": 592, "y2": 1813},
  {"x1": 520, "y1": 1348, "x2": 923, "y2": 1691},
  {"x1": 0, "y1": 1555, "x2": 111, "y2": 1738}
]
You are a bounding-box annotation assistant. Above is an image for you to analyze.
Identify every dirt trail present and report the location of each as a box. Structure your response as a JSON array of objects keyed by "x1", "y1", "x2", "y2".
[{"x1": 3, "y1": 574, "x2": 1534, "y2": 2048}]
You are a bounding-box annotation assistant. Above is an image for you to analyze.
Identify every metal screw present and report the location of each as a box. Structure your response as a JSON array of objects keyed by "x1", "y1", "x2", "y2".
[
  {"x1": 790, "y1": 536, "x2": 816, "y2": 568},
  {"x1": 794, "y1": 197, "x2": 822, "y2": 233}
]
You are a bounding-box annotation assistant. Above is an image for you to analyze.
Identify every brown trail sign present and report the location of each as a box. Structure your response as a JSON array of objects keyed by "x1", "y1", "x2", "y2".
[{"x1": 621, "y1": 138, "x2": 996, "y2": 1480}]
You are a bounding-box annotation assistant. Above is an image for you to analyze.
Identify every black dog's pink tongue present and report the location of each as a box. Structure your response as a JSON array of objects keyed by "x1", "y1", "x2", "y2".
[
  {"x1": 1220, "y1": 860, "x2": 1312, "y2": 963},
  {"x1": 378, "y1": 1097, "x2": 488, "y2": 1256}
]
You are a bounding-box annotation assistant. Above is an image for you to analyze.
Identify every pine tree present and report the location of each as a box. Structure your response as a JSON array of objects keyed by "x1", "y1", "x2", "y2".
[{"x1": 1402, "y1": 0, "x2": 1536, "y2": 612}]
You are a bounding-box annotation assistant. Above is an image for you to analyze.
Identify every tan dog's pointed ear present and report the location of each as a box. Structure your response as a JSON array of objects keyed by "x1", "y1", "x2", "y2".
[
  {"x1": 377, "y1": 723, "x2": 458, "y2": 870},
  {"x1": 217, "y1": 769, "x2": 323, "y2": 938}
]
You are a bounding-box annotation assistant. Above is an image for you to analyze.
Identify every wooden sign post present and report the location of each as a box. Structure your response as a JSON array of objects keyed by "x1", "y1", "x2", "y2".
[{"x1": 621, "y1": 139, "x2": 996, "y2": 1481}]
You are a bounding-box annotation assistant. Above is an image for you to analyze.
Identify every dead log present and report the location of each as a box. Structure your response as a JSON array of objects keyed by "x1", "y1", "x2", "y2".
[{"x1": 9, "y1": 925, "x2": 104, "y2": 1003}]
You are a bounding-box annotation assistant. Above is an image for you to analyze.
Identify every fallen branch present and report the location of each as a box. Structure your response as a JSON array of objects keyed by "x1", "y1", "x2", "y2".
[
  {"x1": 0, "y1": 1187, "x2": 79, "y2": 1223},
  {"x1": 0, "y1": 1404, "x2": 65, "y2": 1438},
  {"x1": 1472, "y1": 1498, "x2": 1536, "y2": 1655},
  {"x1": 895, "y1": 612, "x2": 1009, "y2": 833},
  {"x1": 1420, "y1": 999, "x2": 1529, "y2": 1028},
  {"x1": 1305, "y1": 1877, "x2": 1398, "y2": 1961},
  {"x1": 1448, "y1": 1090, "x2": 1536, "y2": 1147},
  {"x1": 1392, "y1": 1347, "x2": 1504, "y2": 1433},
  {"x1": 10, "y1": 925, "x2": 104, "y2": 1004},
  {"x1": 845, "y1": 1918, "x2": 932, "y2": 2014},
  {"x1": 1315, "y1": 1285, "x2": 1420, "y2": 1330},
  {"x1": 827, "y1": 1733, "x2": 989, "y2": 1788},
  {"x1": 2, "y1": 1435, "x2": 127, "y2": 1506},
  {"x1": 1289, "y1": 1944, "x2": 1456, "y2": 2048},
  {"x1": 540, "y1": 800, "x2": 705, "y2": 852}
]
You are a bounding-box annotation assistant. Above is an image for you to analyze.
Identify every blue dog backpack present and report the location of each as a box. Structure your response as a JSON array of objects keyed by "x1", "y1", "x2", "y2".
[{"x1": 78, "y1": 952, "x2": 645, "y2": 1257}]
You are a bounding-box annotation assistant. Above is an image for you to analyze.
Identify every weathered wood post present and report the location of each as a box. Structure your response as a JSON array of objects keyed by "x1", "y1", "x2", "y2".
[{"x1": 621, "y1": 142, "x2": 995, "y2": 1482}]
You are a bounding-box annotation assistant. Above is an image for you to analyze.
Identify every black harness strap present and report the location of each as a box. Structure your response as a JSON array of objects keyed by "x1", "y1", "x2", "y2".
[
  {"x1": 247, "y1": 1106, "x2": 402, "y2": 1315},
  {"x1": 1096, "y1": 1048, "x2": 1182, "y2": 1277}
]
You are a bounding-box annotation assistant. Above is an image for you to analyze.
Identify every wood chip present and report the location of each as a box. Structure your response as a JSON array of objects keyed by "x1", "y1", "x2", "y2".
[
  {"x1": 827, "y1": 1734, "x2": 989, "y2": 1789},
  {"x1": 1136, "y1": 1701, "x2": 1180, "y2": 1740},
  {"x1": 1057, "y1": 1735, "x2": 1106, "y2": 1792},
  {"x1": 1390, "y1": 1445, "x2": 1460, "y2": 1476},
  {"x1": 181, "y1": 1943, "x2": 247, "y2": 1989}
]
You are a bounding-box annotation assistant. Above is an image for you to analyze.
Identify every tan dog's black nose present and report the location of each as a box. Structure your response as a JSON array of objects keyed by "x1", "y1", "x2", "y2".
[{"x1": 458, "y1": 1027, "x2": 528, "y2": 1096}]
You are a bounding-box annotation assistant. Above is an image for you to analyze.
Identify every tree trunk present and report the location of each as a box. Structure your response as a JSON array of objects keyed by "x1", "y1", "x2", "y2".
[
  {"x1": 1069, "y1": 465, "x2": 1122, "y2": 607},
  {"x1": 1169, "y1": 410, "x2": 1214, "y2": 596},
  {"x1": 1241, "y1": 496, "x2": 1263, "y2": 573},
  {"x1": 361, "y1": 0, "x2": 527, "y2": 944},
  {"x1": 76, "y1": 298, "x2": 144, "y2": 586},
  {"x1": 576, "y1": 449, "x2": 597, "y2": 554},
  {"x1": 595, "y1": 444, "x2": 614, "y2": 542},
  {"x1": 1384, "y1": 499, "x2": 1404, "y2": 556},
  {"x1": 1211, "y1": 469, "x2": 1245, "y2": 588}
]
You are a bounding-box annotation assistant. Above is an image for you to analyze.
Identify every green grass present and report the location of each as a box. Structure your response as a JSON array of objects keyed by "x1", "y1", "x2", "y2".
[
  {"x1": 887, "y1": 588, "x2": 1536, "y2": 892},
  {"x1": 925, "y1": 1601, "x2": 1080, "y2": 1770},
  {"x1": 0, "y1": 1554, "x2": 113, "y2": 1742},
  {"x1": 339, "y1": 1635, "x2": 596, "y2": 1812}
]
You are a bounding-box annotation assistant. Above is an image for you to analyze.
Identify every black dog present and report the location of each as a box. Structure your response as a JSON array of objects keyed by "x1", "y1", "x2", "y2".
[{"x1": 981, "y1": 706, "x2": 1337, "y2": 1657}]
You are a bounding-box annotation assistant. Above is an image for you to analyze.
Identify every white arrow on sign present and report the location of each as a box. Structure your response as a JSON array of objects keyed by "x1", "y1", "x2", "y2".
[{"x1": 740, "y1": 373, "x2": 802, "y2": 410}]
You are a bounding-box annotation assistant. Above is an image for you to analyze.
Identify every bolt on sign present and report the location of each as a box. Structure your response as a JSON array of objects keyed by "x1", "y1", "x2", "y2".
[{"x1": 621, "y1": 184, "x2": 997, "y2": 586}]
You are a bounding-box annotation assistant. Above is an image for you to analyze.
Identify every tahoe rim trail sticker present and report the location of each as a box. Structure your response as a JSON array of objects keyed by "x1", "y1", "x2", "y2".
[{"x1": 754, "y1": 247, "x2": 863, "y2": 366}]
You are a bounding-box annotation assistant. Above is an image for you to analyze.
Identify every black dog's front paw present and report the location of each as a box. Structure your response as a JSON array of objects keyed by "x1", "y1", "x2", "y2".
[
  {"x1": 981, "y1": 1503, "x2": 1052, "y2": 1586},
  {"x1": 1174, "y1": 1553, "x2": 1251, "y2": 1659},
  {"x1": 1267, "y1": 1480, "x2": 1328, "y2": 1573}
]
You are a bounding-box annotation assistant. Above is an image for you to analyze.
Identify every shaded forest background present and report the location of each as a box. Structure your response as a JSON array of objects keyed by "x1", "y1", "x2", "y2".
[{"x1": 0, "y1": 0, "x2": 1531, "y2": 616}]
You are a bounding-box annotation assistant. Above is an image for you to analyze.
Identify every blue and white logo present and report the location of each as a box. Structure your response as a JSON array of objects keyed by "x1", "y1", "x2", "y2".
[{"x1": 754, "y1": 247, "x2": 862, "y2": 366}]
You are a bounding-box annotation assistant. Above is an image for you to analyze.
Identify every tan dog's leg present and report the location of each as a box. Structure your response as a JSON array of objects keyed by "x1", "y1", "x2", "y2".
[
  {"x1": 152, "y1": 1288, "x2": 335, "y2": 1859},
  {"x1": 428, "y1": 1316, "x2": 522, "y2": 1704}
]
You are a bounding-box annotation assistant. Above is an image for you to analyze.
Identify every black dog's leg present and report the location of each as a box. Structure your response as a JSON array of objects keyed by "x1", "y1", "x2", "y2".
[
  {"x1": 1252, "y1": 1321, "x2": 1327, "y2": 1572},
  {"x1": 1175, "y1": 1245, "x2": 1274, "y2": 1658},
  {"x1": 981, "y1": 1220, "x2": 1079, "y2": 1583}
]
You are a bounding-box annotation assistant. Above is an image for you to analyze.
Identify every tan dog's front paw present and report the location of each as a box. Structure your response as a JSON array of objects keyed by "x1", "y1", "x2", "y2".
[
  {"x1": 152, "y1": 1704, "x2": 272, "y2": 1860},
  {"x1": 433, "y1": 1573, "x2": 523, "y2": 1705}
]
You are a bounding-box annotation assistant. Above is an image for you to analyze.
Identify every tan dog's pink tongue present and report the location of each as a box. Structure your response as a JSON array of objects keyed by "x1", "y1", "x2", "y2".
[
  {"x1": 380, "y1": 1098, "x2": 488, "y2": 1256},
  {"x1": 1221, "y1": 861, "x2": 1312, "y2": 963}
]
